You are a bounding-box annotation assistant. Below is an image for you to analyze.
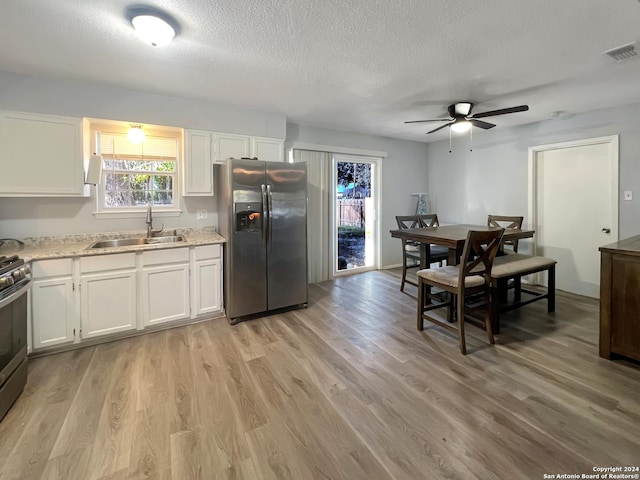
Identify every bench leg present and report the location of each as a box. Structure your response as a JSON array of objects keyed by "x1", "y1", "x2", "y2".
[
  {"x1": 513, "y1": 275, "x2": 522, "y2": 302},
  {"x1": 548, "y1": 265, "x2": 556, "y2": 313}
]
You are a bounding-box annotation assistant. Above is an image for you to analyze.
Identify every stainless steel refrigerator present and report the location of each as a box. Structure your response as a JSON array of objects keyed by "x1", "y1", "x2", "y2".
[{"x1": 217, "y1": 158, "x2": 308, "y2": 323}]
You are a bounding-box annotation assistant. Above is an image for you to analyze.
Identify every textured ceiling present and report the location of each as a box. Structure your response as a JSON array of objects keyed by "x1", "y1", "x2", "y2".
[{"x1": 1, "y1": 0, "x2": 640, "y2": 142}]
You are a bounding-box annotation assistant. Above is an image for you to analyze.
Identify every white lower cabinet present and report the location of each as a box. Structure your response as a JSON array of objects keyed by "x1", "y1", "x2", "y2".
[
  {"x1": 30, "y1": 244, "x2": 223, "y2": 352},
  {"x1": 31, "y1": 258, "x2": 77, "y2": 349},
  {"x1": 192, "y1": 245, "x2": 222, "y2": 316},
  {"x1": 79, "y1": 253, "x2": 137, "y2": 339},
  {"x1": 142, "y1": 248, "x2": 190, "y2": 326}
]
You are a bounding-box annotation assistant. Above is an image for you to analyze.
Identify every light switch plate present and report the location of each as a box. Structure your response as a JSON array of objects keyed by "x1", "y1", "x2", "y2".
[
  {"x1": 624, "y1": 190, "x2": 633, "y2": 201},
  {"x1": 196, "y1": 209, "x2": 208, "y2": 219}
]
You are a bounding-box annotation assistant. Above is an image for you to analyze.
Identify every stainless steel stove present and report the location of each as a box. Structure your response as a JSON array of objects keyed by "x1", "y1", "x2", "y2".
[{"x1": 0, "y1": 254, "x2": 32, "y2": 422}]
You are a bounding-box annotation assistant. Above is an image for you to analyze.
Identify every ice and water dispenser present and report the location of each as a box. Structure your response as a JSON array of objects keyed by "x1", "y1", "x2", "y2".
[{"x1": 234, "y1": 202, "x2": 262, "y2": 232}]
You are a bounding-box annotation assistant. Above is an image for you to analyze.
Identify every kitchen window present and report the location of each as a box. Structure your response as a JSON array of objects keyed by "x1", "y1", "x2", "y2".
[{"x1": 95, "y1": 131, "x2": 180, "y2": 215}]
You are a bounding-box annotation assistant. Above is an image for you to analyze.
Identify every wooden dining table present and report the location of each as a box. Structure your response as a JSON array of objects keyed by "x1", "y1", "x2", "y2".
[{"x1": 389, "y1": 224, "x2": 535, "y2": 267}]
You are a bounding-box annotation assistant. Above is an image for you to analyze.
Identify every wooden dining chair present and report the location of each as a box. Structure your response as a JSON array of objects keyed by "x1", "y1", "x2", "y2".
[
  {"x1": 416, "y1": 228, "x2": 504, "y2": 354},
  {"x1": 395, "y1": 215, "x2": 449, "y2": 292},
  {"x1": 488, "y1": 215, "x2": 524, "y2": 253},
  {"x1": 395, "y1": 215, "x2": 422, "y2": 291},
  {"x1": 417, "y1": 213, "x2": 449, "y2": 263}
]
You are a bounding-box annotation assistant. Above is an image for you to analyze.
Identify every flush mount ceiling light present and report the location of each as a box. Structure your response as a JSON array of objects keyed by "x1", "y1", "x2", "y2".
[
  {"x1": 127, "y1": 125, "x2": 146, "y2": 143},
  {"x1": 131, "y1": 14, "x2": 175, "y2": 47}
]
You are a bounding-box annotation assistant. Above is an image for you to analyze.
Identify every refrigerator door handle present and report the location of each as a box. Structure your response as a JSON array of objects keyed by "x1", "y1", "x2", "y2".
[
  {"x1": 261, "y1": 184, "x2": 268, "y2": 248},
  {"x1": 266, "y1": 184, "x2": 273, "y2": 249}
]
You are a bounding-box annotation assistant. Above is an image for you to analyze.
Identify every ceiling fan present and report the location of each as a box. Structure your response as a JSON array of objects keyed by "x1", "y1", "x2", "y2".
[{"x1": 405, "y1": 102, "x2": 529, "y2": 134}]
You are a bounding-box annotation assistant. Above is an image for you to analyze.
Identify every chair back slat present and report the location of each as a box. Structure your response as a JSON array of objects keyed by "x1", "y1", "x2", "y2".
[
  {"x1": 418, "y1": 214, "x2": 440, "y2": 227},
  {"x1": 396, "y1": 215, "x2": 420, "y2": 229},
  {"x1": 458, "y1": 229, "x2": 505, "y2": 286},
  {"x1": 487, "y1": 215, "x2": 523, "y2": 252}
]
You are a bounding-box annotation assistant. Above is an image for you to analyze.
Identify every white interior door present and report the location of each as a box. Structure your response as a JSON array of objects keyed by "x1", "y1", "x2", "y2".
[{"x1": 529, "y1": 136, "x2": 618, "y2": 298}]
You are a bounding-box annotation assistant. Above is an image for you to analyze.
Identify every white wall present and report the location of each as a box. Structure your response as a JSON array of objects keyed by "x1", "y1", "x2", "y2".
[
  {"x1": 0, "y1": 70, "x2": 287, "y2": 239},
  {"x1": 286, "y1": 123, "x2": 429, "y2": 268},
  {"x1": 426, "y1": 103, "x2": 640, "y2": 240}
]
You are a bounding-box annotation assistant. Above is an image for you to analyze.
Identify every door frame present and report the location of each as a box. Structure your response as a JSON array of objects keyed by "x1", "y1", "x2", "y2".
[
  {"x1": 330, "y1": 154, "x2": 381, "y2": 277},
  {"x1": 527, "y1": 135, "x2": 619, "y2": 283}
]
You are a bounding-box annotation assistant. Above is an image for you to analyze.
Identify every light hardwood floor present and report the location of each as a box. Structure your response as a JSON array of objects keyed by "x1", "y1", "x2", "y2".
[{"x1": 1, "y1": 269, "x2": 639, "y2": 480}]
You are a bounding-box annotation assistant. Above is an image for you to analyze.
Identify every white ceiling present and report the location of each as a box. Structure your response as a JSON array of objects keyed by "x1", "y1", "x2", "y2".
[{"x1": 2, "y1": 0, "x2": 640, "y2": 142}]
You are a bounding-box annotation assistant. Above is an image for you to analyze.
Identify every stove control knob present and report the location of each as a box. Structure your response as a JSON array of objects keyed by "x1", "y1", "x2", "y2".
[
  {"x1": 23, "y1": 265, "x2": 31, "y2": 276},
  {"x1": 12, "y1": 270, "x2": 24, "y2": 281},
  {"x1": 0, "y1": 276, "x2": 15, "y2": 288}
]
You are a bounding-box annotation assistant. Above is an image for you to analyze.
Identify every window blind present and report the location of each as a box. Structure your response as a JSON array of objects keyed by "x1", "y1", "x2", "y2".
[{"x1": 98, "y1": 133, "x2": 177, "y2": 159}]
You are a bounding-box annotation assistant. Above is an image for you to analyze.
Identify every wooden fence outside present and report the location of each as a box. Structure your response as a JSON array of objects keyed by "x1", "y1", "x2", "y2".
[{"x1": 337, "y1": 198, "x2": 365, "y2": 228}]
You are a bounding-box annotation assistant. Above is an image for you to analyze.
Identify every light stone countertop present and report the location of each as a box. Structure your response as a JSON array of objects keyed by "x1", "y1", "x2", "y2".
[{"x1": 0, "y1": 228, "x2": 226, "y2": 262}]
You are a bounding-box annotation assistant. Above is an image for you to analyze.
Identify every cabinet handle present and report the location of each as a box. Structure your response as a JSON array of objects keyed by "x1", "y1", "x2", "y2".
[{"x1": 602, "y1": 228, "x2": 611, "y2": 234}]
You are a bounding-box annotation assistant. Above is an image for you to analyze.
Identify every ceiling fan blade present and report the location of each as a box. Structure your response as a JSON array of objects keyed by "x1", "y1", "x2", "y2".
[
  {"x1": 470, "y1": 119, "x2": 496, "y2": 130},
  {"x1": 404, "y1": 118, "x2": 452, "y2": 124},
  {"x1": 471, "y1": 105, "x2": 529, "y2": 119},
  {"x1": 427, "y1": 123, "x2": 453, "y2": 134}
]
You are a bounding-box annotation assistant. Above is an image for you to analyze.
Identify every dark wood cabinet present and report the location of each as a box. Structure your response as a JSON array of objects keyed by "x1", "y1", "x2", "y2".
[{"x1": 599, "y1": 236, "x2": 640, "y2": 361}]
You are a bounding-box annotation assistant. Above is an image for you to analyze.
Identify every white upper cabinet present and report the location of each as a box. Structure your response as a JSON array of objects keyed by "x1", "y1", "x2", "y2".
[
  {"x1": 184, "y1": 129, "x2": 214, "y2": 195},
  {"x1": 214, "y1": 132, "x2": 251, "y2": 163},
  {"x1": 251, "y1": 137, "x2": 284, "y2": 162},
  {"x1": 0, "y1": 110, "x2": 84, "y2": 196},
  {"x1": 185, "y1": 129, "x2": 284, "y2": 185}
]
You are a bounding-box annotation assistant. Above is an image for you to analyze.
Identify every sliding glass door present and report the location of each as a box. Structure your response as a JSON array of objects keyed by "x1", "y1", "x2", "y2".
[{"x1": 332, "y1": 154, "x2": 380, "y2": 276}]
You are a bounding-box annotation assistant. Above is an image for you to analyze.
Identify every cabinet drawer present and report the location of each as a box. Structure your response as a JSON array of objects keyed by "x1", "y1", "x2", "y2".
[
  {"x1": 194, "y1": 244, "x2": 221, "y2": 261},
  {"x1": 31, "y1": 258, "x2": 73, "y2": 278},
  {"x1": 81, "y1": 252, "x2": 136, "y2": 273},
  {"x1": 143, "y1": 247, "x2": 189, "y2": 266}
]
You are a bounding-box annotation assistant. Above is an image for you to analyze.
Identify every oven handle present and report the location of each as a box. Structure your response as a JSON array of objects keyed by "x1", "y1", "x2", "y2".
[{"x1": 0, "y1": 279, "x2": 32, "y2": 309}]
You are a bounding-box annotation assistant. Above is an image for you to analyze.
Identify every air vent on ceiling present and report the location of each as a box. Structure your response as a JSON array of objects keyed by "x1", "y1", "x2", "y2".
[{"x1": 602, "y1": 42, "x2": 638, "y2": 62}]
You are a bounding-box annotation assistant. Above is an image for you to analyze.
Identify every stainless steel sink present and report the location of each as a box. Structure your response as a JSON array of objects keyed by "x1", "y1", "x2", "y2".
[{"x1": 87, "y1": 235, "x2": 186, "y2": 249}]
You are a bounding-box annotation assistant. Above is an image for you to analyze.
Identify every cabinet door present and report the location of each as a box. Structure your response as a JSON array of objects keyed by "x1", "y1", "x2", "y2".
[
  {"x1": 184, "y1": 129, "x2": 214, "y2": 196},
  {"x1": 142, "y1": 264, "x2": 190, "y2": 326},
  {"x1": 192, "y1": 259, "x2": 222, "y2": 316},
  {"x1": 0, "y1": 110, "x2": 83, "y2": 196},
  {"x1": 80, "y1": 270, "x2": 137, "y2": 338},
  {"x1": 251, "y1": 137, "x2": 284, "y2": 162},
  {"x1": 610, "y1": 255, "x2": 640, "y2": 361},
  {"x1": 31, "y1": 277, "x2": 77, "y2": 348},
  {"x1": 214, "y1": 133, "x2": 250, "y2": 163}
]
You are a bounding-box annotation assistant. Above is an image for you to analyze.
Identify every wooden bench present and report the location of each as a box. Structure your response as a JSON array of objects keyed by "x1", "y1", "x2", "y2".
[{"x1": 490, "y1": 253, "x2": 557, "y2": 333}]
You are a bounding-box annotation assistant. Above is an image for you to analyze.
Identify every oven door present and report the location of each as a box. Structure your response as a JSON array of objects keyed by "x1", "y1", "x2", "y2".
[{"x1": 0, "y1": 279, "x2": 31, "y2": 388}]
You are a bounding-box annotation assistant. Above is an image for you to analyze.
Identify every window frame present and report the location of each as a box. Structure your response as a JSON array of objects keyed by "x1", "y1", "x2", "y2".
[{"x1": 92, "y1": 127, "x2": 183, "y2": 219}]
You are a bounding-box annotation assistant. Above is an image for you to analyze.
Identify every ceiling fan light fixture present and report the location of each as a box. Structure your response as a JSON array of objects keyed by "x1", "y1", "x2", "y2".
[
  {"x1": 131, "y1": 14, "x2": 175, "y2": 47},
  {"x1": 454, "y1": 102, "x2": 472, "y2": 116},
  {"x1": 450, "y1": 120, "x2": 471, "y2": 133},
  {"x1": 127, "y1": 125, "x2": 146, "y2": 143}
]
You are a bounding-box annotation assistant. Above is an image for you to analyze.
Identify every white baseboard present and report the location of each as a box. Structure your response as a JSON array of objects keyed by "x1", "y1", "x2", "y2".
[{"x1": 382, "y1": 263, "x2": 403, "y2": 270}]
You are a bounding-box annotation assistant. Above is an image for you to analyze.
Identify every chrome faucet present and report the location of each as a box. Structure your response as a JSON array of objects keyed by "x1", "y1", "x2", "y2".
[{"x1": 146, "y1": 204, "x2": 163, "y2": 238}]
